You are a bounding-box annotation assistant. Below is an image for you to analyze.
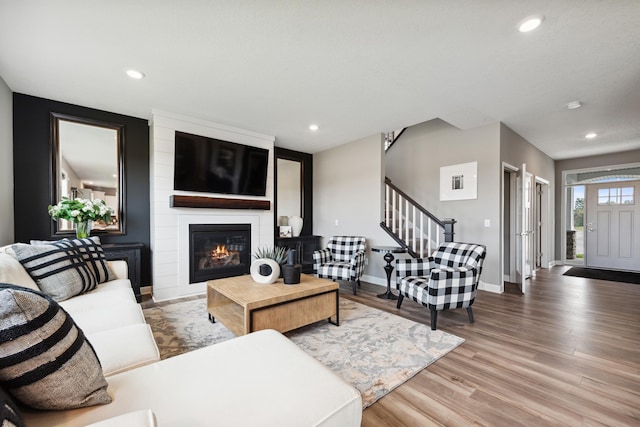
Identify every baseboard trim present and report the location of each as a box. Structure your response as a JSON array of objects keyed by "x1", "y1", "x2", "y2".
[
  {"x1": 152, "y1": 290, "x2": 205, "y2": 304},
  {"x1": 361, "y1": 274, "x2": 387, "y2": 288},
  {"x1": 478, "y1": 281, "x2": 501, "y2": 293}
]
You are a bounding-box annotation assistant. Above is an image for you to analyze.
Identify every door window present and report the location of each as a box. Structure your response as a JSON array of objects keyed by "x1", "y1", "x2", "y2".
[{"x1": 597, "y1": 187, "x2": 634, "y2": 205}]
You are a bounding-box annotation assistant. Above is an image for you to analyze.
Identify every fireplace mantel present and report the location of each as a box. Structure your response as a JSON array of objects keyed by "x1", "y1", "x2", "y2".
[{"x1": 170, "y1": 195, "x2": 271, "y2": 210}]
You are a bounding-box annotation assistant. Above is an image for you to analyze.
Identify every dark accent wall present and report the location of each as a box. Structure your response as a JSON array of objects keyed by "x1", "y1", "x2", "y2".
[{"x1": 12, "y1": 93, "x2": 151, "y2": 285}]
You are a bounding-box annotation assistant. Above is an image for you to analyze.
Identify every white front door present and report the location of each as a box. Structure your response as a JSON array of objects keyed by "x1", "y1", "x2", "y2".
[{"x1": 586, "y1": 182, "x2": 640, "y2": 271}]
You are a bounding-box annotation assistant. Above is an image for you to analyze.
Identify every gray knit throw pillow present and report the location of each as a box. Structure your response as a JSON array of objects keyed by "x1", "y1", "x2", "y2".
[
  {"x1": 0, "y1": 284, "x2": 112, "y2": 410},
  {"x1": 10, "y1": 243, "x2": 97, "y2": 301},
  {"x1": 30, "y1": 237, "x2": 115, "y2": 284}
]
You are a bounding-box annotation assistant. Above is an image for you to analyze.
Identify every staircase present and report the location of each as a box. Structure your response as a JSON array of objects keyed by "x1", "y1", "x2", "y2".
[{"x1": 381, "y1": 177, "x2": 455, "y2": 258}]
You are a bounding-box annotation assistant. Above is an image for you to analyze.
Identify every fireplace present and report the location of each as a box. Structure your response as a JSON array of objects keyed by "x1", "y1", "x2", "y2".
[{"x1": 189, "y1": 224, "x2": 251, "y2": 283}]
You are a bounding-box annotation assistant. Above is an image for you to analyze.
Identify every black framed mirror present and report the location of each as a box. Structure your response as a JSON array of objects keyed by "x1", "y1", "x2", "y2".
[
  {"x1": 276, "y1": 157, "x2": 302, "y2": 222},
  {"x1": 50, "y1": 112, "x2": 126, "y2": 235},
  {"x1": 274, "y1": 147, "x2": 312, "y2": 237}
]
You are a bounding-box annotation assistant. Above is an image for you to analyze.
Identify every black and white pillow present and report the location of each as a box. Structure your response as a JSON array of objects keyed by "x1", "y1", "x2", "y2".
[
  {"x1": 10, "y1": 243, "x2": 97, "y2": 301},
  {"x1": 0, "y1": 284, "x2": 111, "y2": 410},
  {"x1": 0, "y1": 386, "x2": 25, "y2": 427},
  {"x1": 32, "y1": 237, "x2": 115, "y2": 284}
]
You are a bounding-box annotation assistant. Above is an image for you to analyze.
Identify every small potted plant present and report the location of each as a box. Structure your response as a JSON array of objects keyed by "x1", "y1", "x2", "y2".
[
  {"x1": 253, "y1": 246, "x2": 289, "y2": 264},
  {"x1": 251, "y1": 246, "x2": 289, "y2": 283}
]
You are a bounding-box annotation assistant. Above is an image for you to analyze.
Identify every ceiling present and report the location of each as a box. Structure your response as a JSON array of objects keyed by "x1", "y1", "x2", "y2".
[{"x1": 1, "y1": 1, "x2": 640, "y2": 160}]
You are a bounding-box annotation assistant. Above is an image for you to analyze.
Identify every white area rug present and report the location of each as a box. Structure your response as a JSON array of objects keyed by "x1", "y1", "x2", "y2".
[{"x1": 143, "y1": 297, "x2": 464, "y2": 408}]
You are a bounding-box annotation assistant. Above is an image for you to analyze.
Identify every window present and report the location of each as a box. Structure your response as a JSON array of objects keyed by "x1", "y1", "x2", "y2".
[{"x1": 597, "y1": 187, "x2": 634, "y2": 205}]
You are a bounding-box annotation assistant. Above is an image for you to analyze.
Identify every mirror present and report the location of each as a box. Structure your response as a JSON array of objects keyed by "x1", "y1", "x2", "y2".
[
  {"x1": 276, "y1": 158, "x2": 302, "y2": 225},
  {"x1": 51, "y1": 113, "x2": 125, "y2": 235},
  {"x1": 274, "y1": 147, "x2": 312, "y2": 237}
]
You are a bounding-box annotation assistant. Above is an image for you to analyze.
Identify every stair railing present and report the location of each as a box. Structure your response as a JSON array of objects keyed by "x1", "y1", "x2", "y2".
[
  {"x1": 384, "y1": 128, "x2": 407, "y2": 151},
  {"x1": 381, "y1": 178, "x2": 455, "y2": 258}
]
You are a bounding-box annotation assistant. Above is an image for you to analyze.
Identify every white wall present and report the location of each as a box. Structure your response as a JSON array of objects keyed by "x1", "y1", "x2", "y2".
[
  {"x1": 0, "y1": 75, "x2": 13, "y2": 246},
  {"x1": 313, "y1": 133, "x2": 397, "y2": 285},
  {"x1": 385, "y1": 119, "x2": 502, "y2": 290},
  {"x1": 149, "y1": 110, "x2": 275, "y2": 301}
]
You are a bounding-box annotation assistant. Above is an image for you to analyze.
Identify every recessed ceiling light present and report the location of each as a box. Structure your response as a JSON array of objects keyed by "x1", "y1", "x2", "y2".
[
  {"x1": 566, "y1": 101, "x2": 582, "y2": 110},
  {"x1": 309, "y1": 124, "x2": 319, "y2": 131},
  {"x1": 126, "y1": 69, "x2": 145, "y2": 79},
  {"x1": 518, "y1": 15, "x2": 544, "y2": 32},
  {"x1": 585, "y1": 132, "x2": 598, "y2": 139}
]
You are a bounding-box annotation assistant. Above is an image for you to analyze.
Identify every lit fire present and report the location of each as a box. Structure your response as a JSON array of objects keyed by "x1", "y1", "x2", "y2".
[
  {"x1": 210, "y1": 245, "x2": 230, "y2": 260},
  {"x1": 200, "y1": 244, "x2": 241, "y2": 269}
]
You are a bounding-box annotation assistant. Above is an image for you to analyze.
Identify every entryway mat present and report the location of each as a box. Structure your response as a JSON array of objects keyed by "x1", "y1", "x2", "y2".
[{"x1": 563, "y1": 267, "x2": 640, "y2": 285}]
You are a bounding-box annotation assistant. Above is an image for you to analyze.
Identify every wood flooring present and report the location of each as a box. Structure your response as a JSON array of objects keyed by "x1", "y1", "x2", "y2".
[{"x1": 340, "y1": 266, "x2": 640, "y2": 426}]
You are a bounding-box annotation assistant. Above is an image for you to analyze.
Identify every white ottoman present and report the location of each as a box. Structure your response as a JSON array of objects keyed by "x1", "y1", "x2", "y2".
[{"x1": 21, "y1": 329, "x2": 362, "y2": 427}]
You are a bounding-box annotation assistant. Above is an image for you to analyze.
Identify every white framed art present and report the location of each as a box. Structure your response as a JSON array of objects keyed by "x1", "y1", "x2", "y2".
[
  {"x1": 279, "y1": 225, "x2": 292, "y2": 238},
  {"x1": 440, "y1": 161, "x2": 478, "y2": 201}
]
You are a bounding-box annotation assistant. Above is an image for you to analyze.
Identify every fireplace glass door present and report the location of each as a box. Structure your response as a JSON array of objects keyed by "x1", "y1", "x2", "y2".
[{"x1": 189, "y1": 224, "x2": 251, "y2": 283}]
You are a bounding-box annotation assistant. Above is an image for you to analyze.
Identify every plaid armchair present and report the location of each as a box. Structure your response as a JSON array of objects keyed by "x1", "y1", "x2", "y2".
[
  {"x1": 313, "y1": 236, "x2": 366, "y2": 295},
  {"x1": 395, "y1": 242, "x2": 486, "y2": 330}
]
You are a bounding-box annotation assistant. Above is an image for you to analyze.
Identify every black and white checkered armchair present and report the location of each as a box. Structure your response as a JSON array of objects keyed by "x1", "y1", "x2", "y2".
[
  {"x1": 313, "y1": 236, "x2": 366, "y2": 295},
  {"x1": 395, "y1": 242, "x2": 486, "y2": 330}
]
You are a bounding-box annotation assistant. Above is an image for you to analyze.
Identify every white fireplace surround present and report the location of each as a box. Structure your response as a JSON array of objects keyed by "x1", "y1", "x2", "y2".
[{"x1": 150, "y1": 110, "x2": 275, "y2": 301}]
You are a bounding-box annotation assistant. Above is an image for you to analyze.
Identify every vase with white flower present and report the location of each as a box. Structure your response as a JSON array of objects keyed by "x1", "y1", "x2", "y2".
[{"x1": 48, "y1": 197, "x2": 115, "y2": 239}]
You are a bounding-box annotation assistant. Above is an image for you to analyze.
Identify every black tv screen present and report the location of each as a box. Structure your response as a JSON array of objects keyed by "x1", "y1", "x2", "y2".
[{"x1": 173, "y1": 131, "x2": 269, "y2": 197}]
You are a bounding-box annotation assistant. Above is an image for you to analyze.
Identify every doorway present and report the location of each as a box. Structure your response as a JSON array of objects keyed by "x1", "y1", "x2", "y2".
[
  {"x1": 502, "y1": 163, "x2": 550, "y2": 294},
  {"x1": 585, "y1": 182, "x2": 639, "y2": 271},
  {"x1": 535, "y1": 177, "x2": 550, "y2": 270},
  {"x1": 562, "y1": 164, "x2": 640, "y2": 270}
]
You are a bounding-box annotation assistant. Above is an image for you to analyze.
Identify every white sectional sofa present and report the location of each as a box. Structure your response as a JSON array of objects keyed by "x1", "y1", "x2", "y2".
[
  {"x1": 0, "y1": 248, "x2": 160, "y2": 378},
  {"x1": 0, "y1": 246, "x2": 362, "y2": 426}
]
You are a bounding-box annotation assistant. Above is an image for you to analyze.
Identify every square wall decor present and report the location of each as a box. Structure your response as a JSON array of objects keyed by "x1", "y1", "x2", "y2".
[{"x1": 440, "y1": 162, "x2": 478, "y2": 201}]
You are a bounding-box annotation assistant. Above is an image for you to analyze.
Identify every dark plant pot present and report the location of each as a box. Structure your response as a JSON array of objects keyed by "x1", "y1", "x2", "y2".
[{"x1": 282, "y1": 264, "x2": 302, "y2": 285}]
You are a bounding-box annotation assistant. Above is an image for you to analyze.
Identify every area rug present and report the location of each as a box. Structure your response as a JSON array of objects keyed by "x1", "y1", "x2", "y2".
[
  {"x1": 143, "y1": 297, "x2": 464, "y2": 408},
  {"x1": 563, "y1": 267, "x2": 640, "y2": 285}
]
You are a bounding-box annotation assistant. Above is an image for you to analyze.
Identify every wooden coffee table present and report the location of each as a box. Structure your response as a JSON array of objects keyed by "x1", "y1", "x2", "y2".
[{"x1": 206, "y1": 273, "x2": 339, "y2": 336}]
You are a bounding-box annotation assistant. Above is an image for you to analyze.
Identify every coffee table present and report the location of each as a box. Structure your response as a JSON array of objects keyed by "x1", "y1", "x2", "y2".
[{"x1": 207, "y1": 273, "x2": 339, "y2": 336}]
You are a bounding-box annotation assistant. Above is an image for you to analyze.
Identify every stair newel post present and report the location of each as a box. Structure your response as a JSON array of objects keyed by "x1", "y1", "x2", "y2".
[{"x1": 443, "y1": 218, "x2": 456, "y2": 243}]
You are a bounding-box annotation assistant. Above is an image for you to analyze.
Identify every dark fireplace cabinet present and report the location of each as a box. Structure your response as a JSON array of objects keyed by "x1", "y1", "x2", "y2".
[
  {"x1": 102, "y1": 242, "x2": 143, "y2": 303},
  {"x1": 275, "y1": 235, "x2": 321, "y2": 274}
]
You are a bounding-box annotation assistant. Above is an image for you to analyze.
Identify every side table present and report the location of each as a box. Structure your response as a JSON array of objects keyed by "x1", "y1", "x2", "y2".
[{"x1": 371, "y1": 246, "x2": 407, "y2": 300}]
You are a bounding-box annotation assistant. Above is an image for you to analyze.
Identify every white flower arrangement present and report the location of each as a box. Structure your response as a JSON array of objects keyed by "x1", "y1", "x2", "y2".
[{"x1": 48, "y1": 197, "x2": 115, "y2": 224}]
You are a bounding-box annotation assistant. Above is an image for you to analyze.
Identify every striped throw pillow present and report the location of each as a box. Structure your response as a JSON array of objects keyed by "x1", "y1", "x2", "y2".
[
  {"x1": 31, "y1": 237, "x2": 115, "y2": 284},
  {"x1": 10, "y1": 243, "x2": 97, "y2": 301},
  {"x1": 0, "y1": 284, "x2": 111, "y2": 410}
]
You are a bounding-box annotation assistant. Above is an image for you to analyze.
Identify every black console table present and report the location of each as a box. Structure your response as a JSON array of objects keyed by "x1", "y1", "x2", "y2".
[
  {"x1": 102, "y1": 242, "x2": 144, "y2": 303},
  {"x1": 275, "y1": 235, "x2": 321, "y2": 274}
]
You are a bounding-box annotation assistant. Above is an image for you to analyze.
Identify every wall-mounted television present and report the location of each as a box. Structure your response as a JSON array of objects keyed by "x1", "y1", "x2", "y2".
[{"x1": 173, "y1": 131, "x2": 269, "y2": 197}]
